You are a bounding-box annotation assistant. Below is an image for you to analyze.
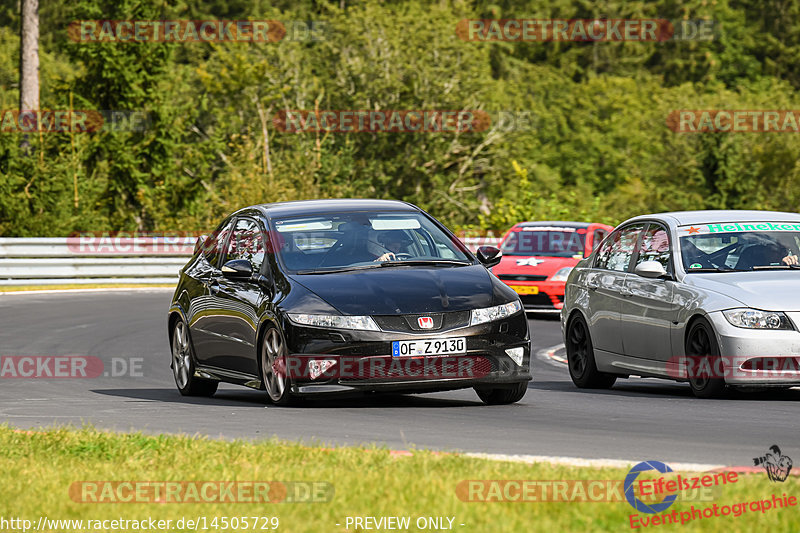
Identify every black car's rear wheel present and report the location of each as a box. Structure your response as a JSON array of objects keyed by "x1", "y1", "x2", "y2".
[
  {"x1": 261, "y1": 326, "x2": 294, "y2": 405},
  {"x1": 686, "y1": 318, "x2": 726, "y2": 398},
  {"x1": 566, "y1": 315, "x2": 616, "y2": 389},
  {"x1": 171, "y1": 319, "x2": 218, "y2": 397},
  {"x1": 474, "y1": 381, "x2": 528, "y2": 405}
]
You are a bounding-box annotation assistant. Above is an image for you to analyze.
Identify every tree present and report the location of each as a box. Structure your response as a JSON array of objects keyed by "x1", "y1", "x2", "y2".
[{"x1": 18, "y1": 0, "x2": 39, "y2": 152}]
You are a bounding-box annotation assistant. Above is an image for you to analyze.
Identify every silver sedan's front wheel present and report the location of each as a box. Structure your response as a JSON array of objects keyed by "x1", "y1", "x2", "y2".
[
  {"x1": 566, "y1": 315, "x2": 616, "y2": 389},
  {"x1": 686, "y1": 318, "x2": 726, "y2": 399},
  {"x1": 261, "y1": 326, "x2": 293, "y2": 405}
]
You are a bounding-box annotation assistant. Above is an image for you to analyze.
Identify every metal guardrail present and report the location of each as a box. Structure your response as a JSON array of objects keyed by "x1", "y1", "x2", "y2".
[
  {"x1": 0, "y1": 237, "x2": 194, "y2": 285},
  {"x1": 0, "y1": 236, "x2": 501, "y2": 285}
]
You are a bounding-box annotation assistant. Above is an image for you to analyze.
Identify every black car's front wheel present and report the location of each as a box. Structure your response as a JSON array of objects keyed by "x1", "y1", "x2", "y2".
[
  {"x1": 566, "y1": 315, "x2": 616, "y2": 389},
  {"x1": 171, "y1": 319, "x2": 218, "y2": 397},
  {"x1": 261, "y1": 326, "x2": 294, "y2": 406},
  {"x1": 474, "y1": 381, "x2": 528, "y2": 405}
]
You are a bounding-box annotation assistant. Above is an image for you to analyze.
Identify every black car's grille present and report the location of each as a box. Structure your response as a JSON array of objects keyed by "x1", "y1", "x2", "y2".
[
  {"x1": 520, "y1": 293, "x2": 556, "y2": 309},
  {"x1": 498, "y1": 274, "x2": 548, "y2": 282},
  {"x1": 373, "y1": 310, "x2": 471, "y2": 332}
]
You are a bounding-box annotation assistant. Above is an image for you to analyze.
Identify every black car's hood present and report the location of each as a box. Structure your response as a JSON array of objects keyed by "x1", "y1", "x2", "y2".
[{"x1": 288, "y1": 265, "x2": 495, "y2": 315}]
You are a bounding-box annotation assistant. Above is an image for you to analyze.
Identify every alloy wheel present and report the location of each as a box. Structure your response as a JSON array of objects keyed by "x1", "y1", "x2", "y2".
[
  {"x1": 172, "y1": 321, "x2": 191, "y2": 389},
  {"x1": 262, "y1": 327, "x2": 287, "y2": 402}
]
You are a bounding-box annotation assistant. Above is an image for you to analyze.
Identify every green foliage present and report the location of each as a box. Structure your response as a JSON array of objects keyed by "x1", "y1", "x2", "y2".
[{"x1": 1, "y1": 0, "x2": 800, "y2": 236}]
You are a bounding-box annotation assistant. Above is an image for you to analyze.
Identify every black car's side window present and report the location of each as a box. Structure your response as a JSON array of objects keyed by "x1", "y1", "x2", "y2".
[
  {"x1": 635, "y1": 224, "x2": 671, "y2": 273},
  {"x1": 226, "y1": 218, "x2": 266, "y2": 274},
  {"x1": 203, "y1": 218, "x2": 235, "y2": 268},
  {"x1": 594, "y1": 224, "x2": 643, "y2": 272}
]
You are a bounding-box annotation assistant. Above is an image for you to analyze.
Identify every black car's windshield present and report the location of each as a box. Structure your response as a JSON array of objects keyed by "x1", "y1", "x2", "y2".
[
  {"x1": 271, "y1": 211, "x2": 472, "y2": 273},
  {"x1": 500, "y1": 226, "x2": 586, "y2": 257},
  {"x1": 679, "y1": 222, "x2": 800, "y2": 272}
]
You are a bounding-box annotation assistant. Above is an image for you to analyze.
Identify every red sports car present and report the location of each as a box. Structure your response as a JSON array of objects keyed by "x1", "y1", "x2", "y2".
[{"x1": 492, "y1": 221, "x2": 614, "y2": 312}]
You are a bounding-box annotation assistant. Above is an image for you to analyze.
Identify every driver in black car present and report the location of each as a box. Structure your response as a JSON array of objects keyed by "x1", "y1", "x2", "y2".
[{"x1": 374, "y1": 230, "x2": 413, "y2": 262}]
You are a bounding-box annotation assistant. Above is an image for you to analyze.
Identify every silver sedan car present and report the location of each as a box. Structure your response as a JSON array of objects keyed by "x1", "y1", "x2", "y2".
[{"x1": 561, "y1": 210, "x2": 800, "y2": 398}]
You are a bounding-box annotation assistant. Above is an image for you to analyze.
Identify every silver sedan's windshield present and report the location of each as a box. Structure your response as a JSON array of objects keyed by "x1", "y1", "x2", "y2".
[
  {"x1": 271, "y1": 211, "x2": 471, "y2": 272},
  {"x1": 679, "y1": 222, "x2": 800, "y2": 271}
]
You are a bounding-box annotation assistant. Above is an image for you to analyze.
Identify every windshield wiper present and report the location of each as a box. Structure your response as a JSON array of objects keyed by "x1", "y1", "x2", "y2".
[
  {"x1": 296, "y1": 264, "x2": 382, "y2": 274},
  {"x1": 685, "y1": 267, "x2": 746, "y2": 272},
  {"x1": 752, "y1": 264, "x2": 800, "y2": 270},
  {"x1": 379, "y1": 259, "x2": 472, "y2": 267}
]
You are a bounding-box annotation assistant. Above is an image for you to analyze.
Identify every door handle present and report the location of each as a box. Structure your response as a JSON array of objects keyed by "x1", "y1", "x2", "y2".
[
  {"x1": 619, "y1": 286, "x2": 632, "y2": 297},
  {"x1": 587, "y1": 279, "x2": 599, "y2": 290}
]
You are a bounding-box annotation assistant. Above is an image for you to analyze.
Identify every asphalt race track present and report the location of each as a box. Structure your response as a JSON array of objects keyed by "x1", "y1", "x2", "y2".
[{"x1": 0, "y1": 289, "x2": 797, "y2": 466}]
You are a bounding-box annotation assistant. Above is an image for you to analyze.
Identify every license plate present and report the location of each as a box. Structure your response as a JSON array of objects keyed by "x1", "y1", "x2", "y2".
[
  {"x1": 392, "y1": 337, "x2": 466, "y2": 357},
  {"x1": 510, "y1": 285, "x2": 539, "y2": 295}
]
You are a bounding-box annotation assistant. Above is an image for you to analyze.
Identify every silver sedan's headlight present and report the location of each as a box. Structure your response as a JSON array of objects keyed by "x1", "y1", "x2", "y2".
[
  {"x1": 722, "y1": 309, "x2": 793, "y2": 330},
  {"x1": 470, "y1": 301, "x2": 523, "y2": 326},
  {"x1": 288, "y1": 313, "x2": 380, "y2": 331}
]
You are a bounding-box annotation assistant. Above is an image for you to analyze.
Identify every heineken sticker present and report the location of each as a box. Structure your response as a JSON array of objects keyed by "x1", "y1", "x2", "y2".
[
  {"x1": 689, "y1": 263, "x2": 703, "y2": 269},
  {"x1": 682, "y1": 222, "x2": 800, "y2": 235}
]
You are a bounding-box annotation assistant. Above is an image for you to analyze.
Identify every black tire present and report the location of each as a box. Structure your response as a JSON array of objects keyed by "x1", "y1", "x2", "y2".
[
  {"x1": 566, "y1": 314, "x2": 617, "y2": 389},
  {"x1": 171, "y1": 319, "x2": 218, "y2": 397},
  {"x1": 475, "y1": 381, "x2": 528, "y2": 405},
  {"x1": 260, "y1": 325, "x2": 295, "y2": 406},
  {"x1": 685, "y1": 317, "x2": 727, "y2": 399}
]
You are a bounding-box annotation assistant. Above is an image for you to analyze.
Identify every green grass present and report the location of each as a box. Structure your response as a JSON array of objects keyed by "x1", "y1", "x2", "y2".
[{"x1": 0, "y1": 426, "x2": 797, "y2": 532}]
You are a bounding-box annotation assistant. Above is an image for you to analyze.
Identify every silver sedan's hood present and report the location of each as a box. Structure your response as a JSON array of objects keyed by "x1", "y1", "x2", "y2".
[{"x1": 683, "y1": 271, "x2": 800, "y2": 311}]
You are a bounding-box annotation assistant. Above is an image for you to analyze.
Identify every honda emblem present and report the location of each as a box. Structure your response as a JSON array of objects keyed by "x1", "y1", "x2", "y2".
[{"x1": 417, "y1": 316, "x2": 434, "y2": 329}]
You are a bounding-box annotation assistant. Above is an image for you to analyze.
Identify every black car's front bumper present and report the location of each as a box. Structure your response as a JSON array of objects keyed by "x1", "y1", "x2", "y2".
[{"x1": 281, "y1": 312, "x2": 532, "y2": 395}]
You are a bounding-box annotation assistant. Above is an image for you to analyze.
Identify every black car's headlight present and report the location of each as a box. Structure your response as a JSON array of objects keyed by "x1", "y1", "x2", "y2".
[
  {"x1": 722, "y1": 309, "x2": 793, "y2": 330},
  {"x1": 287, "y1": 313, "x2": 380, "y2": 331},
  {"x1": 470, "y1": 301, "x2": 523, "y2": 326}
]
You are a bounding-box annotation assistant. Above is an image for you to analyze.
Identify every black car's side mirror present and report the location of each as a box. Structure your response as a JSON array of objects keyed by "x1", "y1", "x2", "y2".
[
  {"x1": 221, "y1": 259, "x2": 254, "y2": 278},
  {"x1": 476, "y1": 246, "x2": 502, "y2": 268}
]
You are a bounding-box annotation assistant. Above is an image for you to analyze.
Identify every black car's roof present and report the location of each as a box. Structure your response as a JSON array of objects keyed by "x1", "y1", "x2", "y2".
[{"x1": 245, "y1": 199, "x2": 419, "y2": 218}]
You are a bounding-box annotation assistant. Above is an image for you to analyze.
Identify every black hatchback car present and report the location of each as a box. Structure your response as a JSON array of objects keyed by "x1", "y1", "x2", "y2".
[{"x1": 167, "y1": 199, "x2": 531, "y2": 405}]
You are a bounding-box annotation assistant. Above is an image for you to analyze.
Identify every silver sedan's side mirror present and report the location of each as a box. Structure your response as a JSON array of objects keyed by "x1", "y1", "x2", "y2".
[{"x1": 634, "y1": 260, "x2": 667, "y2": 279}]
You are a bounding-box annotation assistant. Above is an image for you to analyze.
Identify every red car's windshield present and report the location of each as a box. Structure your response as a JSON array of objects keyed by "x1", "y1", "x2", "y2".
[{"x1": 500, "y1": 227, "x2": 586, "y2": 257}]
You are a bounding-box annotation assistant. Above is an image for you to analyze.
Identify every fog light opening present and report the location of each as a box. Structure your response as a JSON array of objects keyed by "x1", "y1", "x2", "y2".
[
  {"x1": 308, "y1": 359, "x2": 337, "y2": 380},
  {"x1": 505, "y1": 347, "x2": 524, "y2": 366}
]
